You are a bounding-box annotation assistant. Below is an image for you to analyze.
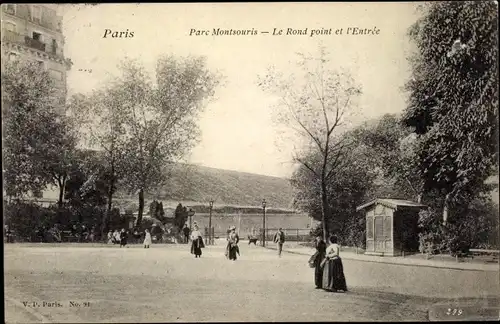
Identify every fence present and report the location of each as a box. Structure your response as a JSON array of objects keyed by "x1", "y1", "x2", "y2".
[
  {"x1": 209, "y1": 227, "x2": 311, "y2": 243},
  {"x1": 261, "y1": 228, "x2": 311, "y2": 242}
]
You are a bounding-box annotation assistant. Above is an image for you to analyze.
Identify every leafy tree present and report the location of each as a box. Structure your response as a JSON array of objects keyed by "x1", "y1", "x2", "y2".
[
  {"x1": 149, "y1": 200, "x2": 166, "y2": 223},
  {"x1": 116, "y1": 56, "x2": 221, "y2": 227},
  {"x1": 403, "y1": 1, "x2": 498, "y2": 223},
  {"x1": 354, "y1": 114, "x2": 423, "y2": 202},
  {"x1": 157, "y1": 201, "x2": 166, "y2": 223},
  {"x1": 149, "y1": 200, "x2": 158, "y2": 219},
  {"x1": 64, "y1": 150, "x2": 109, "y2": 208},
  {"x1": 2, "y1": 60, "x2": 76, "y2": 201},
  {"x1": 67, "y1": 88, "x2": 130, "y2": 236},
  {"x1": 292, "y1": 128, "x2": 376, "y2": 244},
  {"x1": 258, "y1": 46, "x2": 362, "y2": 239},
  {"x1": 174, "y1": 203, "x2": 188, "y2": 230}
]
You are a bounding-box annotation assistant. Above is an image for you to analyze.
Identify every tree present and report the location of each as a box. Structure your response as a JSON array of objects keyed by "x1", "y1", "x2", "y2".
[
  {"x1": 64, "y1": 150, "x2": 109, "y2": 208},
  {"x1": 2, "y1": 60, "x2": 76, "y2": 202},
  {"x1": 403, "y1": 1, "x2": 498, "y2": 223},
  {"x1": 117, "y1": 56, "x2": 220, "y2": 227},
  {"x1": 174, "y1": 203, "x2": 188, "y2": 230},
  {"x1": 292, "y1": 148, "x2": 375, "y2": 246},
  {"x1": 355, "y1": 114, "x2": 423, "y2": 202},
  {"x1": 258, "y1": 46, "x2": 362, "y2": 239},
  {"x1": 46, "y1": 116, "x2": 79, "y2": 208},
  {"x1": 157, "y1": 201, "x2": 166, "y2": 224},
  {"x1": 67, "y1": 86, "x2": 130, "y2": 236}
]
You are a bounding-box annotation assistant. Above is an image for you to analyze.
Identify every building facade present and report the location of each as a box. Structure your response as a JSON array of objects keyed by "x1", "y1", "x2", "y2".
[{"x1": 1, "y1": 4, "x2": 72, "y2": 110}]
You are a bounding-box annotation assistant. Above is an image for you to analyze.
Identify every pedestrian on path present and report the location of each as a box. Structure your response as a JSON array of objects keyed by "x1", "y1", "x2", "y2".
[
  {"x1": 273, "y1": 228, "x2": 286, "y2": 257},
  {"x1": 144, "y1": 229, "x2": 152, "y2": 248},
  {"x1": 120, "y1": 228, "x2": 128, "y2": 248},
  {"x1": 226, "y1": 226, "x2": 240, "y2": 261},
  {"x1": 190, "y1": 224, "x2": 204, "y2": 258},
  {"x1": 107, "y1": 230, "x2": 113, "y2": 244},
  {"x1": 113, "y1": 229, "x2": 121, "y2": 244},
  {"x1": 309, "y1": 235, "x2": 327, "y2": 289},
  {"x1": 182, "y1": 225, "x2": 190, "y2": 244},
  {"x1": 322, "y1": 235, "x2": 347, "y2": 292}
]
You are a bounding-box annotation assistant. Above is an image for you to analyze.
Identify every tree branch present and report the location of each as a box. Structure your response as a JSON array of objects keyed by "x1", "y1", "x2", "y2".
[{"x1": 294, "y1": 156, "x2": 319, "y2": 178}]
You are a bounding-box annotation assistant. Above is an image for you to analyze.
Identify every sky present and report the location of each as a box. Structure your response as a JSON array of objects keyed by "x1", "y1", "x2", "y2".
[{"x1": 58, "y1": 3, "x2": 420, "y2": 178}]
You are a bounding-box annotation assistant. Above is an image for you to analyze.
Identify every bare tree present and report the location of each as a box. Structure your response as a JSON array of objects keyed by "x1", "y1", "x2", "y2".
[{"x1": 258, "y1": 46, "x2": 362, "y2": 240}]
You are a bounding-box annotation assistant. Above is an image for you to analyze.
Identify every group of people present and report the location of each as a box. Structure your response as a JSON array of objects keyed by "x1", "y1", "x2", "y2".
[
  {"x1": 310, "y1": 235, "x2": 348, "y2": 293},
  {"x1": 107, "y1": 228, "x2": 152, "y2": 248},
  {"x1": 184, "y1": 223, "x2": 240, "y2": 260},
  {"x1": 186, "y1": 225, "x2": 286, "y2": 261}
]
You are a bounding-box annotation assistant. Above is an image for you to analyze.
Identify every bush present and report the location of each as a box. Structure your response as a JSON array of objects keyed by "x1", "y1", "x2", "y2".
[
  {"x1": 418, "y1": 199, "x2": 497, "y2": 255},
  {"x1": 342, "y1": 212, "x2": 366, "y2": 248},
  {"x1": 4, "y1": 202, "x2": 56, "y2": 241},
  {"x1": 4, "y1": 201, "x2": 108, "y2": 242}
]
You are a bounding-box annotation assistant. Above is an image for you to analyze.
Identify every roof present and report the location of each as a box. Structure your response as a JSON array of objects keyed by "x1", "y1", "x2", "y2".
[{"x1": 356, "y1": 199, "x2": 426, "y2": 212}]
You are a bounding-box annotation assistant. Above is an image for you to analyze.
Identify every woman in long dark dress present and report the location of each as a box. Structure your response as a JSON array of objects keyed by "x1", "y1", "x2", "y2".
[
  {"x1": 313, "y1": 236, "x2": 327, "y2": 289},
  {"x1": 190, "y1": 225, "x2": 204, "y2": 258},
  {"x1": 226, "y1": 226, "x2": 240, "y2": 261},
  {"x1": 322, "y1": 235, "x2": 348, "y2": 292},
  {"x1": 120, "y1": 228, "x2": 128, "y2": 248}
]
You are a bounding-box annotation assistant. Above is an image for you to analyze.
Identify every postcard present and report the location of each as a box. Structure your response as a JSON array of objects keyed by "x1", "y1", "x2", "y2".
[{"x1": 2, "y1": 2, "x2": 499, "y2": 323}]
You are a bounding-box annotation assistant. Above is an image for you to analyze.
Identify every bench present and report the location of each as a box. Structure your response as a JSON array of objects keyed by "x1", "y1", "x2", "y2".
[
  {"x1": 469, "y1": 249, "x2": 499, "y2": 263},
  {"x1": 61, "y1": 231, "x2": 80, "y2": 243}
]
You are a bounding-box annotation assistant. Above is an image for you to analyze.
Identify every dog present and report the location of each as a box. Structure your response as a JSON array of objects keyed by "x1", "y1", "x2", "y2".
[{"x1": 248, "y1": 235, "x2": 258, "y2": 245}]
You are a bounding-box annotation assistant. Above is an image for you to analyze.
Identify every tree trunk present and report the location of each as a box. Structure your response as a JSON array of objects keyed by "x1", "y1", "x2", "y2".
[
  {"x1": 103, "y1": 184, "x2": 114, "y2": 237},
  {"x1": 442, "y1": 193, "x2": 450, "y2": 225},
  {"x1": 320, "y1": 181, "x2": 329, "y2": 242},
  {"x1": 137, "y1": 188, "x2": 145, "y2": 227},
  {"x1": 57, "y1": 175, "x2": 67, "y2": 208}
]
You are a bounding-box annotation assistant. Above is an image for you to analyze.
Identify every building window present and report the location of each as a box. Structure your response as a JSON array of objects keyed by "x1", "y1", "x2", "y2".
[
  {"x1": 31, "y1": 5, "x2": 42, "y2": 22},
  {"x1": 32, "y1": 31, "x2": 42, "y2": 42},
  {"x1": 49, "y1": 69, "x2": 63, "y2": 81},
  {"x1": 5, "y1": 4, "x2": 16, "y2": 15},
  {"x1": 51, "y1": 39, "x2": 58, "y2": 54},
  {"x1": 4, "y1": 22, "x2": 16, "y2": 32},
  {"x1": 8, "y1": 52, "x2": 18, "y2": 61}
]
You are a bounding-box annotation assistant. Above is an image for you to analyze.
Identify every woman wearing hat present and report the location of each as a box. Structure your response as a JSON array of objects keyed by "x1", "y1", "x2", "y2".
[
  {"x1": 190, "y1": 224, "x2": 205, "y2": 258},
  {"x1": 226, "y1": 226, "x2": 240, "y2": 261}
]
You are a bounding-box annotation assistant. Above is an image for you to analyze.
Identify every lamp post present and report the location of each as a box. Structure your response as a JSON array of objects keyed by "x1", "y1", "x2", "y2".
[
  {"x1": 262, "y1": 199, "x2": 267, "y2": 247},
  {"x1": 209, "y1": 200, "x2": 214, "y2": 245},
  {"x1": 188, "y1": 208, "x2": 195, "y2": 230}
]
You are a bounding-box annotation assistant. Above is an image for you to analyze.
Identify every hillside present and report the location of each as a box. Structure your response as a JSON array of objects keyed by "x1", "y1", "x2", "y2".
[
  {"x1": 37, "y1": 163, "x2": 296, "y2": 210},
  {"x1": 130, "y1": 163, "x2": 296, "y2": 209}
]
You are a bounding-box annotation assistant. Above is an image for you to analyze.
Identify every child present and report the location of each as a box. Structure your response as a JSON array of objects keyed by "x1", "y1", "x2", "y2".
[
  {"x1": 107, "y1": 230, "x2": 113, "y2": 244},
  {"x1": 120, "y1": 228, "x2": 128, "y2": 248},
  {"x1": 144, "y1": 229, "x2": 152, "y2": 249}
]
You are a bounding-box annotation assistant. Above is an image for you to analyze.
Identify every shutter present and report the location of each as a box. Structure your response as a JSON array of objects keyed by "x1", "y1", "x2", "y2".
[
  {"x1": 366, "y1": 216, "x2": 373, "y2": 239},
  {"x1": 383, "y1": 216, "x2": 392, "y2": 238},
  {"x1": 374, "y1": 217, "x2": 383, "y2": 240}
]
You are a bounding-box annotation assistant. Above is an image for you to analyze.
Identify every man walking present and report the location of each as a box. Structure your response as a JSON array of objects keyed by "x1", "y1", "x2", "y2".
[
  {"x1": 273, "y1": 228, "x2": 285, "y2": 257},
  {"x1": 182, "y1": 225, "x2": 190, "y2": 244}
]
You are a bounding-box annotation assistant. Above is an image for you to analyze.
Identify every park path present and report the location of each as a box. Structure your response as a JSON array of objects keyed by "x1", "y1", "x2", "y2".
[{"x1": 4, "y1": 244, "x2": 499, "y2": 322}]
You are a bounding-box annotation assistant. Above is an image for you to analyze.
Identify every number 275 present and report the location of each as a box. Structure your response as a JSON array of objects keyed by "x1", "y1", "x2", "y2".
[{"x1": 446, "y1": 308, "x2": 463, "y2": 316}]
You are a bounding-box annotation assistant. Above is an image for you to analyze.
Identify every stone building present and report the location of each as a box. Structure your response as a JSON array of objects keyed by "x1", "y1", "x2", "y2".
[{"x1": 1, "y1": 4, "x2": 72, "y2": 112}]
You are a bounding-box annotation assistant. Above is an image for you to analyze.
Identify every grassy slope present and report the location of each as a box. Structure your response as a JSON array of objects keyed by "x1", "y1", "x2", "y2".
[{"x1": 118, "y1": 163, "x2": 296, "y2": 210}]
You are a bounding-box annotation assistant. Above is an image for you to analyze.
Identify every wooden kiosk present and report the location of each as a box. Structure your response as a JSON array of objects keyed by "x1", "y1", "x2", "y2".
[{"x1": 356, "y1": 198, "x2": 426, "y2": 256}]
